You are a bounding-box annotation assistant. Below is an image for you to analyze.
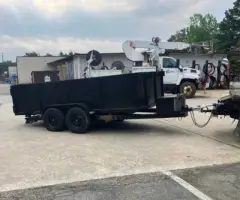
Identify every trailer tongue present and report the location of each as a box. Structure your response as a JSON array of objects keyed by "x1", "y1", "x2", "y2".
[{"x1": 185, "y1": 81, "x2": 240, "y2": 139}]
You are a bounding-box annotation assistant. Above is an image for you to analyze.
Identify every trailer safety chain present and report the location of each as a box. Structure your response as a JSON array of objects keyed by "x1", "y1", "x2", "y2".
[
  {"x1": 189, "y1": 105, "x2": 214, "y2": 128},
  {"x1": 190, "y1": 111, "x2": 213, "y2": 128}
]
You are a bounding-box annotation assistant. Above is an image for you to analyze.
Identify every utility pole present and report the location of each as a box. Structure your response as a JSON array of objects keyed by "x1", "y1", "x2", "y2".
[{"x1": 1, "y1": 53, "x2": 3, "y2": 62}]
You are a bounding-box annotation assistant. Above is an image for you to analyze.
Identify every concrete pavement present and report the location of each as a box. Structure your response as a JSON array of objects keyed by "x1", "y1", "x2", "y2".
[
  {"x1": 0, "y1": 84, "x2": 10, "y2": 95},
  {"x1": 1, "y1": 88, "x2": 240, "y2": 199},
  {"x1": 159, "y1": 96, "x2": 240, "y2": 148}
]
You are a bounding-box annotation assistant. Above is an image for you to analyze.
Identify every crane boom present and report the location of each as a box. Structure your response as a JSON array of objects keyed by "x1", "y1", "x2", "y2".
[{"x1": 122, "y1": 37, "x2": 193, "y2": 65}]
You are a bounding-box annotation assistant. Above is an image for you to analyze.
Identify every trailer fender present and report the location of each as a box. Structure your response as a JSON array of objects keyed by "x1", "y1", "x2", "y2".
[{"x1": 43, "y1": 103, "x2": 90, "y2": 114}]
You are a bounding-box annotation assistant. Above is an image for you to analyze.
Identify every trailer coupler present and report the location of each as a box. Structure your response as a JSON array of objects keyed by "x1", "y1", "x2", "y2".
[
  {"x1": 184, "y1": 103, "x2": 221, "y2": 128},
  {"x1": 187, "y1": 101, "x2": 240, "y2": 139}
]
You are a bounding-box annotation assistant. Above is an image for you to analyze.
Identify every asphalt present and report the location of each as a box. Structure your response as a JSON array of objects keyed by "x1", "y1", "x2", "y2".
[
  {"x1": 174, "y1": 163, "x2": 240, "y2": 200},
  {"x1": 0, "y1": 172, "x2": 199, "y2": 200},
  {"x1": 0, "y1": 163, "x2": 239, "y2": 200}
]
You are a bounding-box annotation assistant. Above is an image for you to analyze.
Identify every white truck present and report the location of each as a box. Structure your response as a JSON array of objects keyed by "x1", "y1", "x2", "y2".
[
  {"x1": 86, "y1": 37, "x2": 202, "y2": 98},
  {"x1": 130, "y1": 56, "x2": 201, "y2": 98}
]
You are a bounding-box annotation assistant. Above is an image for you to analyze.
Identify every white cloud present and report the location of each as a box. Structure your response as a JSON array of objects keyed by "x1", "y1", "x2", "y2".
[
  {"x1": 136, "y1": 0, "x2": 219, "y2": 39},
  {"x1": 0, "y1": 0, "x2": 140, "y2": 19},
  {"x1": 0, "y1": 0, "x2": 217, "y2": 19},
  {"x1": 0, "y1": 0, "x2": 235, "y2": 60},
  {"x1": 0, "y1": 35, "x2": 122, "y2": 60}
]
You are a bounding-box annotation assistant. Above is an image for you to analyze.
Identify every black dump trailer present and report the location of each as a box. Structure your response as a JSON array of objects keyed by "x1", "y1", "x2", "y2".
[{"x1": 10, "y1": 71, "x2": 187, "y2": 133}]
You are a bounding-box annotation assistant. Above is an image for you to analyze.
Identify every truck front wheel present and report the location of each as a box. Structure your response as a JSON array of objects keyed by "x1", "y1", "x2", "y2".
[
  {"x1": 180, "y1": 81, "x2": 196, "y2": 98},
  {"x1": 66, "y1": 107, "x2": 91, "y2": 134},
  {"x1": 43, "y1": 108, "x2": 65, "y2": 132}
]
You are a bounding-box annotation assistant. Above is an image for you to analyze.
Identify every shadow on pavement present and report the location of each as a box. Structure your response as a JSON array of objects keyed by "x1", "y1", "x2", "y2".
[{"x1": 17, "y1": 120, "x2": 181, "y2": 136}]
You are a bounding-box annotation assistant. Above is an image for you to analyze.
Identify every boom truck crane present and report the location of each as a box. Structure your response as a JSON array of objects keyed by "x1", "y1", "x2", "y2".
[
  {"x1": 122, "y1": 37, "x2": 202, "y2": 98},
  {"x1": 86, "y1": 37, "x2": 202, "y2": 98}
]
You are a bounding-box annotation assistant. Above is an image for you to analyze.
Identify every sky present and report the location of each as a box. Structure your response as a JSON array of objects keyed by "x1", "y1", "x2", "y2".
[{"x1": 0, "y1": 0, "x2": 236, "y2": 61}]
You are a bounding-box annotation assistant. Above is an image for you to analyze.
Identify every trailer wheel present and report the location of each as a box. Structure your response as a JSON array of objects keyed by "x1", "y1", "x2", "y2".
[
  {"x1": 180, "y1": 81, "x2": 196, "y2": 98},
  {"x1": 66, "y1": 107, "x2": 91, "y2": 134},
  {"x1": 43, "y1": 108, "x2": 65, "y2": 132}
]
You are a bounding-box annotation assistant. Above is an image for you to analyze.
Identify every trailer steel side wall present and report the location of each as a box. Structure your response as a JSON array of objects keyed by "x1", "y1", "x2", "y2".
[{"x1": 11, "y1": 72, "x2": 163, "y2": 116}]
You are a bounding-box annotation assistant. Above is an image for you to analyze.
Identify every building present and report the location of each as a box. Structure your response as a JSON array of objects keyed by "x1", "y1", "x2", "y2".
[
  {"x1": 47, "y1": 53, "x2": 133, "y2": 81},
  {"x1": 16, "y1": 56, "x2": 65, "y2": 84},
  {"x1": 8, "y1": 64, "x2": 18, "y2": 85},
  {"x1": 16, "y1": 51, "x2": 228, "y2": 84},
  {"x1": 165, "y1": 50, "x2": 227, "y2": 69}
]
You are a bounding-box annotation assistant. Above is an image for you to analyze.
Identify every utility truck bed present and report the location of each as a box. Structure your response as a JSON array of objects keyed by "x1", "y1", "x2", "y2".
[{"x1": 10, "y1": 71, "x2": 187, "y2": 133}]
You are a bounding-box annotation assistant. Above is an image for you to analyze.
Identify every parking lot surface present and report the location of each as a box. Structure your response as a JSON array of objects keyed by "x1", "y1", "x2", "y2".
[
  {"x1": 0, "y1": 87, "x2": 240, "y2": 199},
  {"x1": 1, "y1": 163, "x2": 239, "y2": 200}
]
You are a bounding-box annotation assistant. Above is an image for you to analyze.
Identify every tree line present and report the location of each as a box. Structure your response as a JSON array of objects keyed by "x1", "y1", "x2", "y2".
[
  {"x1": 24, "y1": 51, "x2": 74, "y2": 57},
  {"x1": 168, "y1": 0, "x2": 240, "y2": 71},
  {"x1": 168, "y1": 0, "x2": 240, "y2": 52}
]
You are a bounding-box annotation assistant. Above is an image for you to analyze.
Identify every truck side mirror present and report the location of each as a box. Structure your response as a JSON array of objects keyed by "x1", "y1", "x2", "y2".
[
  {"x1": 176, "y1": 59, "x2": 183, "y2": 72},
  {"x1": 176, "y1": 59, "x2": 180, "y2": 68}
]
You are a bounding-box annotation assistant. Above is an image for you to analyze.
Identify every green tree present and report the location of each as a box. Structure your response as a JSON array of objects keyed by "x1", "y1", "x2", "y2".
[
  {"x1": 45, "y1": 53, "x2": 53, "y2": 56},
  {"x1": 59, "y1": 51, "x2": 65, "y2": 56},
  {"x1": 68, "y1": 51, "x2": 74, "y2": 56},
  {"x1": 25, "y1": 52, "x2": 40, "y2": 57},
  {"x1": 168, "y1": 28, "x2": 188, "y2": 42},
  {"x1": 168, "y1": 13, "x2": 219, "y2": 45},
  {"x1": 59, "y1": 51, "x2": 68, "y2": 56},
  {"x1": 216, "y1": 0, "x2": 240, "y2": 51},
  {"x1": 187, "y1": 14, "x2": 219, "y2": 43},
  {"x1": 59, "y1": 51, "x2": 74, "y2": 56}
]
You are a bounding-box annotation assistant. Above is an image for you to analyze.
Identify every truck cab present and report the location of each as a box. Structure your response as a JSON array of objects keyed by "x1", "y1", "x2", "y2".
[
  {"x1": 161, "y1": 56, "x2": 200, "y2": 98},
  {"x1": 132, "y1": 56, "x2": 201, "y2": 98}
]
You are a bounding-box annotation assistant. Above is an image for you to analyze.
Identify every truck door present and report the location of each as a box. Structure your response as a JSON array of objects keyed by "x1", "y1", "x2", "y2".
[{"x1": 162, "y1": 57, "x2": 179, "y2": 84}]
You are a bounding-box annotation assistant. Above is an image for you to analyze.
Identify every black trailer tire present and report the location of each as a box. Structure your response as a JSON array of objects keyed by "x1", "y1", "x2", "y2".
[
  {"x1": 66, "y1": 107, "x2": 91, "y2": 134},
  {"x1": 180, "y1": 81, "x2": 196, "y2": 98},
  {"x1": 43, "y1": 108, "x2": 65, "y2": 132}
]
